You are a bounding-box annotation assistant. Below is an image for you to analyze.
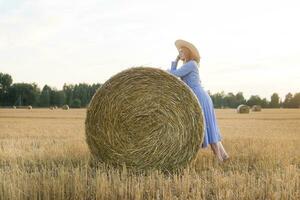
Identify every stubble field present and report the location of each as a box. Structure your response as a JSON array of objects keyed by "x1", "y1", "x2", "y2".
[{"x1": 0, "y1": 108, "x2": 299, "y2": 199}]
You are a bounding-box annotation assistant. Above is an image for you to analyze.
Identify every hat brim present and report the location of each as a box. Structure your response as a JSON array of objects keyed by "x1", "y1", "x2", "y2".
[{"x1": 175, "y1": 39, "x2": 200, "y2": 63}]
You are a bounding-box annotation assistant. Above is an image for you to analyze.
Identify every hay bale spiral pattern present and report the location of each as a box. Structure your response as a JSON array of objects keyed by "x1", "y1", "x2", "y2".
[{"x1": 85, "y1": 67, "x2": 204, "y2": 172}]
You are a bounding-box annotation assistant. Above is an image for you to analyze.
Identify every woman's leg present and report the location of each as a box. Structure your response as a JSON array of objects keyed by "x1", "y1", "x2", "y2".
[
  {"x1": 210, "y1": 143, "x2": 223, "y2": 162},
  {"x1": 218, "y1": 142, "x2": 229, "y2": 161}
]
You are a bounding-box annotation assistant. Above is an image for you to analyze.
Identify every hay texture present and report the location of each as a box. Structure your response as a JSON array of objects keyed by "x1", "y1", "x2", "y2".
[
  {"x1": 62, "y1": 105, "x2": 69, "y2": 110},
  {"x1": 252, "y1": 105, "x2": 262, "y2": 112},
  {"x1": 27, "y1": 105, "x2": 32, "y2": 110},
  {"x1": 85, "y1": 66, "x2": 204, "y2": 172},
  {"x1": 237, "y1": 104, "x2": 250, "y2": 114}
]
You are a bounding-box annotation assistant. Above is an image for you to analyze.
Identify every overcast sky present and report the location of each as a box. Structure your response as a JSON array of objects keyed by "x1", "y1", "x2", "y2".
[{"x1": 0, "y1": 0, "x2": 299, "y2": 100}]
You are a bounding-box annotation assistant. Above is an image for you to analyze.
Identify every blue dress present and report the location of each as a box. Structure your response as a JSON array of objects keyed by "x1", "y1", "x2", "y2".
[{"x1": 166, "y1": 60, "x2": 222, "y2": 148}]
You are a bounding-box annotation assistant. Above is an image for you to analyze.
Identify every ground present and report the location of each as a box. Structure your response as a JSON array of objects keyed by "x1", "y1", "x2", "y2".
[{"x1": 0, "y1": 108, "x2": 299, "y2": 199}]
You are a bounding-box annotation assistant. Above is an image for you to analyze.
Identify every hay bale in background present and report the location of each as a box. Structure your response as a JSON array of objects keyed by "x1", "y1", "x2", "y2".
[
  {"x1": 54, "y1": 106, "x2": 58, "y2": 109},
  {"x1": 62, "y1": 105, "x2": 69, "y2": 110},
  {"x1": 27, "y1": 105, "x2": 32, "y2": 110},
  {"x1": 252, "y1": 105, "x2": 262, "y2": 112},
  {"x1": 237, "y1": 104, "x2": 249, "y2": 113},
  {"x1": 50, "y1": 106, "x2": 54, "y2": 110},
  {"x1": 12, "y1": 106, "x2": 16, "y2": 109},
  {"x1": 85, "y1": 66, "x2": 204, "y2": 172}
]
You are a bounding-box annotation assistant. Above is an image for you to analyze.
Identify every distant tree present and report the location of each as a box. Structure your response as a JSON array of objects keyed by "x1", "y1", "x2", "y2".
[
  {"x1": 71, "y1": 98, "x2": 81, "y2": 108},
  {"x1": 50, "y1": 90, "x2": 65, "y2": 107},
  {"x1": 235, "y1": 92, "x2": 246, "y2": 106},
  {"x1": 63, "y1": 84, "x2": 74, "y2": 105},
  {"x1": 73, "y1": 83, "x2": 90, "y2": 107},
  {"x1": 0, "y1": 73, "x2": 13, "y2": 106},
  {"x1": 270, "y1": 93, "x2": 280, "y2": 108},
  {"x1": 247, "y1": 95, "x2": 262, "y2": 107},
  {"x1": 60, "y1": 83, "x2": 102, "y2": 108},
  {"x1": 7, "y1": 83, "x2": 40, "y2": 106},
  {"x1": 0, "y1": 73, "x2": 13, "y2": 92},
  {"x1": 223, "y1": 92, "x2": 232, "y2": 108},
  {"x1": 221, "y1": 92, "x2": 247, "y2": 108},
  {"x1": 225, "y1": 92, "x2": 247, "y2": 108},
  {"x1": 261, "y1": 98, "x2": 269, "y2": 108},
  {"x1": 291, "y1": 93, "x2": 300, "y2": 108},
  {"x1": 223, "y1": 92, "x2": 234, "y2": 108},
  {"x1": 39, "y1": 85, "x2": 52, "y2": 107},
  {"x1": 283, "y1": 93, "x2": 293, "y2": 108},
  {"x1": 211, "y1": 91, "x2": 225, "y2": 108}
]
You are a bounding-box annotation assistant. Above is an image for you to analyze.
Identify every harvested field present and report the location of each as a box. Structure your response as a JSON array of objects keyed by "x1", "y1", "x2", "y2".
[{"x1": 0, "y1": 108, "x2": 299, "y2": 199}]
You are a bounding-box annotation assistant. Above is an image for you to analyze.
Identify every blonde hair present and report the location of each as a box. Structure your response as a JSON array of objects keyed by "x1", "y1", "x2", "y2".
[{"x1": 181, "y1": 47, "x2": 198, "y2": 65}]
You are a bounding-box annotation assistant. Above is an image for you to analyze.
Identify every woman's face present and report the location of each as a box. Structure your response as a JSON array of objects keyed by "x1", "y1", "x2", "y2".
[{"x1": 178, "y1": 47, "x2": 189, "y2": 61}]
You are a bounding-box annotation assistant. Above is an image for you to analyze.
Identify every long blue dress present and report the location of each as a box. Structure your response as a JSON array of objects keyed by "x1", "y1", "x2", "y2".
[{"x1": 166, "y1": 60, "x2": 222, "y2": 148}]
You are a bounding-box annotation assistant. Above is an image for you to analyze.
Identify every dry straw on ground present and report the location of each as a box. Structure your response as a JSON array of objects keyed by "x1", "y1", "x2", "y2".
[
  {"x1": 85, "y1": 66, "x2": 205, "y2": 172},
  {"x1": 62, "y1": 105, "x2": 69, "y2": 110},
  {"x1": 237, "y1": 104, "x2": 250, "y2": 113},
  {"x1": 252, "y1": 105, "x2": 262, "y2": 112}
]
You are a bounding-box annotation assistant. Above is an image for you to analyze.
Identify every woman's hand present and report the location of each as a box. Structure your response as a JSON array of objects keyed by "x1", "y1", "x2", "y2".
[{"x1": 175, "y1": 55, "x2": 180, "y2": 62}]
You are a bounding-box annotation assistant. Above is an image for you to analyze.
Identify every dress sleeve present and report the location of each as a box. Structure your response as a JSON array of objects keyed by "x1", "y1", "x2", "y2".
[
  {"x1": 171, "y1": 61, "x2": 178, "y2": 70},
  {"x1": 166, "y1": 61, "x2": 195, "y2": 77}
]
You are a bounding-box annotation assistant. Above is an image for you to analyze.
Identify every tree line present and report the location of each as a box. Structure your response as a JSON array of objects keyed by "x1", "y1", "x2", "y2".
[
  {"x1": 0, "y1": 72, "x2": 101, "y2": 108},
  {"x1": 209, "y1": 91, "x2": 300, "y2": 109},
  {"x1": 0, "y1": 72, "x2": 299, "y2": 108}
]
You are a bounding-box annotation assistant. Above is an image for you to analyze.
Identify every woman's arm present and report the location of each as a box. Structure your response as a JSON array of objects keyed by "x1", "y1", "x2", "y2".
[
  {"x1": 167, "y1": 60, "x2": 195, "y2": 77},
  {"x1": 171, "y1": 55, "x2": 180, "y2": 70},
  {"x1": 171, "y1": 61, "x2": 178, "y2": 70}
]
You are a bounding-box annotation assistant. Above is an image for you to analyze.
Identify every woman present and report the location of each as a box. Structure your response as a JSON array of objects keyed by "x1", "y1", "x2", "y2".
[{"x1": 166, "y1": 39, "x2": 229, "y2": 162}]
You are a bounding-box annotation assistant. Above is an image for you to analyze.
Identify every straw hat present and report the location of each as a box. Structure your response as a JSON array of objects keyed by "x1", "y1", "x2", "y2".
[{"x1": 175, "y1": 39, "x2": 201, "y2": 63}]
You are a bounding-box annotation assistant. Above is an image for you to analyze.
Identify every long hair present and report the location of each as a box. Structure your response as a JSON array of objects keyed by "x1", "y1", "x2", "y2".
[{"x1": 181, "y1": 47, "x2": 198, "y2": 66}]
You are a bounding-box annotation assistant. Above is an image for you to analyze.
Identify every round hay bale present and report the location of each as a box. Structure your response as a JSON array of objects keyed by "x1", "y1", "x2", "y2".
[
  {"x1": 27, "y1": 105, "x2": 32, "y2": 110},
  {"x1": 62, "y1": 105, "x2": 69, "y2": 110},
  {"x1": 252, "y1": 105, "x2": 262, "y2": 112},
  {"x1": 54, "y1": 106, "x2": 58, "y2": 109},
  {"x1": 50, "y1": 106, "x2": 54, "y2": 110},
  {"x1": 12, "y1": 106, "x2": 16, "y2": 109},
  {"x1": 85, "y1": 66, "x2": 205, "y2": 172},
  {"x1": 237, "y1": 104, "x2": 249, "y2": 113}
]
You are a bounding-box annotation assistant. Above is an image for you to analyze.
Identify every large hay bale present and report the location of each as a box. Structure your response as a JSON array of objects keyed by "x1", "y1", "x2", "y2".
[
  {"x1": 237, "y1": 104, "x2": 249, "y2": 113},
  {"x1": 62, "y1": 105, "x2": 69, "y2": 110},
  {"x1": 27, "y1": 105, "x2": 32, "y2": 110},
  {"x1": 85, "y1": 66, "x2": 205, "y2": 172},
  {"x1": 252, "y1": 105, "x2": 262, "y2": 112},
  {"x1": 12, "y1": 106, "x2": 16, "y2": 109}
]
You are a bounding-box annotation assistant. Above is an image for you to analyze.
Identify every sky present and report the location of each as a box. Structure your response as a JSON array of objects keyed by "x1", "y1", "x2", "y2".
[{"x1": 0, "y1": 0, "x2": 299, "y2": 100}]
